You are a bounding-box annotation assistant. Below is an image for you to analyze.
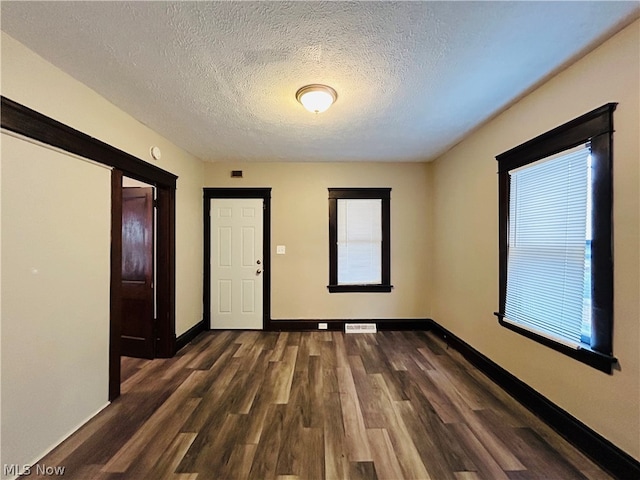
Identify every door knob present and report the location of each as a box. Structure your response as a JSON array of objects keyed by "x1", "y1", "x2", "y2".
[
  {"x1": 257, "y1": 260, "x2": 261, "y2": 264},
  {"x1": 256, "y1": 269, "x2": 262, "y2": 275}
]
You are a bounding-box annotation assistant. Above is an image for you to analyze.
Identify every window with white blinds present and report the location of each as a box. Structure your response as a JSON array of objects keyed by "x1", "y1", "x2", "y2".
[
  {"x1": 328, "y1": 188, "x2": 391, "y2": 293},
  {"x1": 337, "y1": 199, "x2": 382, "y2": 285},
  {"x1": 504, "y1": 145, "x2": 590, "y2": 346},
  {"x1": 496, "y1": 103, "x2": 615, "y2": 373}
]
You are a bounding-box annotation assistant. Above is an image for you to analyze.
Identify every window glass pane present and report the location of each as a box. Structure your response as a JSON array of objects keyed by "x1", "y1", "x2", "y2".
[
  {"x1": 505, "y1": 145, "x2": 590, "y2": 344},
  {"x1": 581, "y1": 153, "x2": 593, "y2": 344},
  {"x1": 337, "y1": 199, "x2": 382, "y2": 284}
]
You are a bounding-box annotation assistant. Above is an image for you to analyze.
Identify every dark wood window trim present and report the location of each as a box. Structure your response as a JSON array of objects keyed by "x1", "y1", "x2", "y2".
[
  {"x1": 203, "y1": 188, "x2": 272, "y2": 330},
  {"x1": 1, "y1": 96, "x2": 178, "y2": 400},
  {"x1": 328, "y1": 188, "x2": 392, "y2": 293},
  {"x1": 495, "y1": 103, "x2": 616, "y2": 374}
]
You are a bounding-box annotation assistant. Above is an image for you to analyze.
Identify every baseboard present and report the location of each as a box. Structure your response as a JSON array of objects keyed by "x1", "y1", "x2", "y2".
[
  {"x1": 428, "y1": 320, "x2": 640, "y2": 480},
  {"x1": 175, "y1": 319, "x2": 206, "y2": 352},
  {"x1": 268, "y1": 318, "x2": 433, "y2": 332}
]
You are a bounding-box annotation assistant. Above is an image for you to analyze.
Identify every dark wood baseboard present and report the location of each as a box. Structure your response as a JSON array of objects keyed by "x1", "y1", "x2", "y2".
[
  {"x1": 268, "y1": 318, "x2": 433, "y2": 332},
  {"x1": 428, "y1": 321, "x2": 640, "y2": 480},
  {"x1": 176, "y1": 319, "x2": 206, "y2": 352}
]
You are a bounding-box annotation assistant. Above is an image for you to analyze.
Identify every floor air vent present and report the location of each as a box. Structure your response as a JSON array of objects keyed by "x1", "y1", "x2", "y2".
[{"x1": 345, "y1": 323, "x2": 377, "y2": 334}]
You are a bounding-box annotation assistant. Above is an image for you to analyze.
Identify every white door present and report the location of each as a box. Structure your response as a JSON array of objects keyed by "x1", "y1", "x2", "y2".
[{"x1": 211, "y1": 198, "x2": 264, "y2": 329}]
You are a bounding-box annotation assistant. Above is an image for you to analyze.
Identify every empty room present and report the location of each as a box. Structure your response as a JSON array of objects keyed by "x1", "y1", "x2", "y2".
[{"x1": 1, "y1": 2, "x2": 639, "y2": 479}]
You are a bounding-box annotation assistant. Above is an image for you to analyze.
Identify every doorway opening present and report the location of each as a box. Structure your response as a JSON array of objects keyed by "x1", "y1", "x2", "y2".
[
  {"x1": 109, "y1": 168, "x2": 176, "y2": 401},
  {"x1": 121, "y1": 177, "x2": 156, "y2": 359}
]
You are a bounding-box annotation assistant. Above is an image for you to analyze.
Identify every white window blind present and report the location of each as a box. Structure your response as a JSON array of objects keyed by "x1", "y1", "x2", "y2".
[
  {"x1": 337, "y1": 199, "x2": 382, "y2": 285},
  {"x1": 505, "y1": 145, "x2": 590, "y2": 345}
]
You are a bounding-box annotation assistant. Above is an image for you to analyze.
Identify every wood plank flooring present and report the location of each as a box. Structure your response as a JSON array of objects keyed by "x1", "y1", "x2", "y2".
[{"x1": 22, "y1": 331, "x2": 612, "y2": 479}]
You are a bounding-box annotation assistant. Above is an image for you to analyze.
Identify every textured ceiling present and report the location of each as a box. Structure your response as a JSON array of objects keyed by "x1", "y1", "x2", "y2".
[{"x1": 1, "y1": 2, "x2": 638, "y2": 163}]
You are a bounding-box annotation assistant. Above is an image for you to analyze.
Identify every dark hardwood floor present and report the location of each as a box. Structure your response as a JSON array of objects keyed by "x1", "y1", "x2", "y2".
[{"x1": 22, "y1": 331, "x2": 611, "y2": 479}]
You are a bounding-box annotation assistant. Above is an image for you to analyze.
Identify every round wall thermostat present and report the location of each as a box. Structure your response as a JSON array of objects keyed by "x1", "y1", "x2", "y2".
[{"x1": 150, "y1": 146, "x2": 162, "y2": 160}]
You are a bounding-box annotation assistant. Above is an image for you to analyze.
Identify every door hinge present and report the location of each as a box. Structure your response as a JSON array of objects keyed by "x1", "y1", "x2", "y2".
[{"x1": 153, "y1": 199, "x2": 158, "y2": 208}]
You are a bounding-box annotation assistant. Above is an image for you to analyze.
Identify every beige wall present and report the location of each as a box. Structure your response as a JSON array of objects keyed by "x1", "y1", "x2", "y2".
[
  {"x1": 1, "y1": 32, "x2": 205, "y2": 336},
  {"x1": 1, "y1": 32, "x2": 205, "y2": 474},
  {"x1": 1, "y1": 133, "x2": 112, "y2": 477},
  {"x1": 431, "y1": 20, "x2": 640, "y2": 459},
  {"x1": 204, "y1": 162, "x2": 432, "y2": 320}
]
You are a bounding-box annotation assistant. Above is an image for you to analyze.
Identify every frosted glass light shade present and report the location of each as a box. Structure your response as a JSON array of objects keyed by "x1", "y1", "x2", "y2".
[{"x1": 296, "y1": 84, "x2": 337, "y2": 113}]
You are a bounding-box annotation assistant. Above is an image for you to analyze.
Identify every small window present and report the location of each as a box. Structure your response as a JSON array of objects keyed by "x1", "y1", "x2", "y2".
[
  {"x1": 495, "y1": 104, "x2": 616, "y2": 373},
  {"x1": 328, "y1": 188, "x2": 392, "y2": 293}
]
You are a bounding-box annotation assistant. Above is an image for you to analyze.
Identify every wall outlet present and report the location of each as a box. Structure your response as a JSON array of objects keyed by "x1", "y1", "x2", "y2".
[
  {"x1": 318, "y1": 322, "x2": 328, "y2": 330},
  {"x1": 276, "y1": 245, "x2": 286, "y2": 254}
]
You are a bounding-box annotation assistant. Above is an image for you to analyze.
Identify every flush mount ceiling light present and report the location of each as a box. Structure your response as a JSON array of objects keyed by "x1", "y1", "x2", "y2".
[{"x1": 295, "y1": 84, "x2": 337, "y2": 113}]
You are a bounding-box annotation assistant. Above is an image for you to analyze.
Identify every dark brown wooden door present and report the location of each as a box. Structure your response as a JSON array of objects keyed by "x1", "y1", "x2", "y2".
[{"x1": 121, "y1": 187, "x2": 155, "y2": 359}]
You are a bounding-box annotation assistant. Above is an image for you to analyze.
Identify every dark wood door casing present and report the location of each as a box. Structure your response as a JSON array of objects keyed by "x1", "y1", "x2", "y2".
[
  {"x1": 203, "y1": 188, "x2": 272, "y2": 331},
  {"x1": 109, "y1": 170, "x2": 123, "y2": 401},
  {"x1": 155, "y1": 186, "x2": 176, "y2": 359}
]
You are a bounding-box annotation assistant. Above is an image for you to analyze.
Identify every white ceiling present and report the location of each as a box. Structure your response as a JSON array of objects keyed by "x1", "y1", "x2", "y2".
[{"x1": 1, "y1": 2, "x2": 638, "y2": 163}]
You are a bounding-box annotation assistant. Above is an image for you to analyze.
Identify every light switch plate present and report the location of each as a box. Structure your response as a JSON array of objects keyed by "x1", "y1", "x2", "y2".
[{"x1": 276, "y1": 245, "x2": 286, "y2": 255}]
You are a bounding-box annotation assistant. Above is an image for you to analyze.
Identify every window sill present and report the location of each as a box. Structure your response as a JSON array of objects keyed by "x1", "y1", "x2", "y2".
[
  {"x1": 494, "y1": 312, "x2": 617, "y2": 374},
  {"x1": 328, "y1": 284, "x2": 393, "y2": 293}
]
